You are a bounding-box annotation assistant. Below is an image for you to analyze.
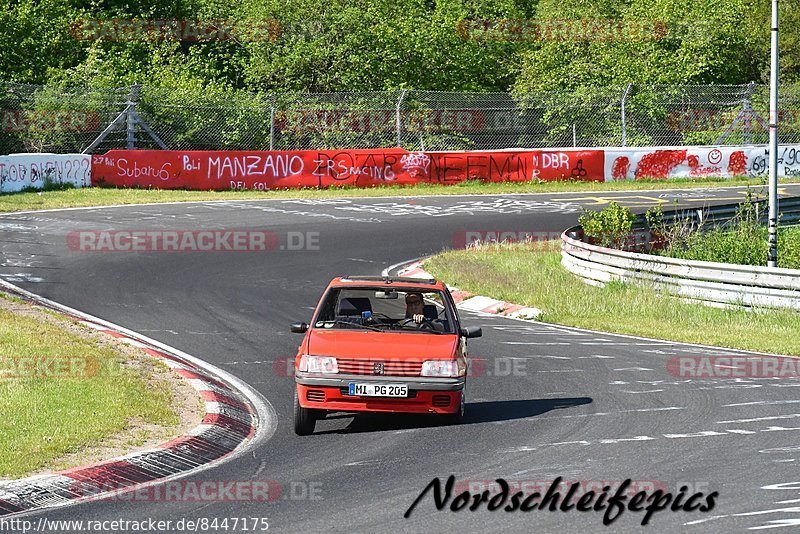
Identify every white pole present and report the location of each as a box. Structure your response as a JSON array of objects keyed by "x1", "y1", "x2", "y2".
[
  {"x1": 396, "y1": 89, "x2": 407, "y2": 147},
  {"x1": 768, "y1": 0, "x2": 779, "y2": 267},
  {"x1": 620, "y1": 83, "x2": 632, "y2": 147}
]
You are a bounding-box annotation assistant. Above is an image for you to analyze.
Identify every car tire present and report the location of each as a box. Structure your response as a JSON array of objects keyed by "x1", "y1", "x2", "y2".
[{"x1": 294, "y1": 390, "x2": 317, "y2": 436}]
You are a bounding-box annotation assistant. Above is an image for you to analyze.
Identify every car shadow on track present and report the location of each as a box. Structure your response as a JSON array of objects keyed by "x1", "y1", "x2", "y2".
[{"x1": 313, "y1": 397, "x2": 593, "y2": 435}]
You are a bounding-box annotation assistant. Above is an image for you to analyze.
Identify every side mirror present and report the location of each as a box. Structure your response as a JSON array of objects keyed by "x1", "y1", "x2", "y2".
[
  {"x1": 290, "y1": 322, "x2": 309, "y2": 334},
  {"x1": 460, "y1": 326, "x2": 482, "y2": 339}
]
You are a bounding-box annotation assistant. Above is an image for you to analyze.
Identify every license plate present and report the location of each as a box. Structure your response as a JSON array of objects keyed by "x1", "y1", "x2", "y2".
[{"x1": 348, "y1": 383, "x2": 408, "y2": 397}]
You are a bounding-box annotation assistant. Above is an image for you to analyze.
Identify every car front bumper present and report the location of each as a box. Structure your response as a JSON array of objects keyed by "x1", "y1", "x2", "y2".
[{"x1": 295, "y1": 372, "x2": 465, "y2": 414}]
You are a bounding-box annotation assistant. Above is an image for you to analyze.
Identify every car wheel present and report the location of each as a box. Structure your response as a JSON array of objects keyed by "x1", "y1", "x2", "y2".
[{"x1": 293, "y1": 390, "x2": 317, "y2": 436}]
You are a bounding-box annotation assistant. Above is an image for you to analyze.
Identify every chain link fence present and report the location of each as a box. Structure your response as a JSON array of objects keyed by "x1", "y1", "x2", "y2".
[{"x1": 2, "y1": 82, "x2": 800, "y2": 154}]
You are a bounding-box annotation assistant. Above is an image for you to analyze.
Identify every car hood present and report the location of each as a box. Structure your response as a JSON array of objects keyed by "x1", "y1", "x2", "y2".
[{"x1": 307, "y1": 330, "x2": 458, "y2": 360}]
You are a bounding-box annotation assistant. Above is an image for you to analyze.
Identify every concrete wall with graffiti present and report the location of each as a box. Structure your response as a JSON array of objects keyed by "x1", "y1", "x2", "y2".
[
  {"x1": 605, "y1": 146, "x2": 800, "y2": 180},
  {"x1": 6, "y1": 145, "x2": 797, "y2": 193},
  {"x1": 0, "y1": 153, "x2": 91, "y2": 193},
  {"x1": 89, "y1": 149, "x2": 607, "y2": 190}
]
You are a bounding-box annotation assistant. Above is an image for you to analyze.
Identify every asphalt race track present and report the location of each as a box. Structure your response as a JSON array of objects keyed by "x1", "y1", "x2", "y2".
[{"x1": 3, "y1": 184, "x2": 800, "y2": 532}]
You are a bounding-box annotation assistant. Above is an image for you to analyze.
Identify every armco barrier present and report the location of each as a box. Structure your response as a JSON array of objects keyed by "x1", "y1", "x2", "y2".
[
  {"x1": 560, "y1": 198, "x2": 800, "y2": 310},
  {"x1": 0, "y1": 153, "x2": 91, "y2": 193},
  {"x1": 89, "y1": 145, "x2": 800, "y2": 190}
]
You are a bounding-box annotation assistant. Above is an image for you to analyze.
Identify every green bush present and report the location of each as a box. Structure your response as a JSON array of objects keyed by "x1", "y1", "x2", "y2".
[
  {"x1": 653, "y1": 194, "x2": 800, "y2": 269},
  {"x1": 578, "y1": 201, "x2": 636, "y2": 249}
]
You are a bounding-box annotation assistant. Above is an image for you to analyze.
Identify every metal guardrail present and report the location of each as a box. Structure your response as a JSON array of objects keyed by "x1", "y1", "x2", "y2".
[
  {"x1": 560, "y1": 198, "x2": 800, "y2": 310},
  {"x1": 647, "y1": 197, "x2": 800, "y2": 228}
]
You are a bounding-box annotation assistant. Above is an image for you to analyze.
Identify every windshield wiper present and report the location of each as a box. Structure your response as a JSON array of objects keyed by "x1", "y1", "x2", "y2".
[
  {"x1": 330, "y1": 320, "x2": 386, "y2": 332},
  {"x1": 397, "y1": 323, "x2": 446, "y2": 334}
]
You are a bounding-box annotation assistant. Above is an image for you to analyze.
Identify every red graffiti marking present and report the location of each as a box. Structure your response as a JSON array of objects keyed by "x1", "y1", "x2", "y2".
[
  {"x1": 611, "y1": 156, "x2": 630, "y2": 180},
  {"x1": 727, "y1": 151, "x2": 747, "y2": 177},
  {"x1": 687, "y1": 155, "x2": 720, "y2": 177},
  {"x1": 634, "y1": 150, "x2": 686, "y2": 179}
]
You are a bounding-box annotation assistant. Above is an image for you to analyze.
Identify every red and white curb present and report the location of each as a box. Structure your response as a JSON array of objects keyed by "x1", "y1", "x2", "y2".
[
  {"x1": 393, "y1": 260, "x2": 543, "y2": 320},
  {"x1": 0, "y1": 280, "x2": 275, "y2": 517}
]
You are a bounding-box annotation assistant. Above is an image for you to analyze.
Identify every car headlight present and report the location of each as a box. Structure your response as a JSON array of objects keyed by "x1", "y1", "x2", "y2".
[
  {"x1": 298, "y1": 355, "x2": 338, "y2": 374},
  {"x1": 421, "y1": 359, "x2": 464, "y2": 377}
]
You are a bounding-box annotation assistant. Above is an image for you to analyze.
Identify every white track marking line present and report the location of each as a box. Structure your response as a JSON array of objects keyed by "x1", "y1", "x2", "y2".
[
  {"x1": 717, "y1": 414, "x2": 800, "y2": 424},
  {"x1": 726, "y1": 400, "x2": 800, "y2": 407}
]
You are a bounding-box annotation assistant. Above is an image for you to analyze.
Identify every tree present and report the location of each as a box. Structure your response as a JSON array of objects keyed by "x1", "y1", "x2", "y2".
[{"x1": 513, "y1": 0, "x2": 765, "y2": 92}]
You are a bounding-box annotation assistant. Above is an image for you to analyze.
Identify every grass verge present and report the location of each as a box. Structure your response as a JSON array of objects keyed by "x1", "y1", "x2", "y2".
[
  {"x1": 0, "y1": 295, "x2": 191, "y2": 479},
  {"x1": 425, "y1": 241, "x2": 800, "y2": 356},
  {"x1": 0, "y1": 176, "x2": 789, "y2": 213},
  {"x1": 657, "y1": 224, "x2": 800, "y2": 269}
]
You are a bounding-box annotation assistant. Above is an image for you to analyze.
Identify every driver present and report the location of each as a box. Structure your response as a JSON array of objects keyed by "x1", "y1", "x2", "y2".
[
  {"x1": 405, "y1": 292, "x2": 426, "y2": 323},
  {"x1": 404, "y1": 293, "x2": 444, "y2": 331}
]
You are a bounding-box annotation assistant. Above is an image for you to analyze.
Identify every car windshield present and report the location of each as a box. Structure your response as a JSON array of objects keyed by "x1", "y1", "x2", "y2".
[{"x1": 313, "y1": 287, "x2": 455, "y2": 334}]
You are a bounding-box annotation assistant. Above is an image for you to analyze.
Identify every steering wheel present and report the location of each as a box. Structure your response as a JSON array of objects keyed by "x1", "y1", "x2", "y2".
[{"x1": 400, "y1": 317, "x2": 435, "y2": 330}]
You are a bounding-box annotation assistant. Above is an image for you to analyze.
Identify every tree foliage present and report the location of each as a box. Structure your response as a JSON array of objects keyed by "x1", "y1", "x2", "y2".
[
  {"x1": 511, "y1": 0, "x2": 796, "y2": 93},
  {"x1": 2, "y1": 0, "x2": 798, "y2": 93}
]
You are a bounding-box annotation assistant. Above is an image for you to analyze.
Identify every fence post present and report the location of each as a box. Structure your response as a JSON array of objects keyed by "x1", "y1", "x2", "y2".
[
  {"x1": 269, "y1": 102, "x2": 275, "y2": 151},
  {"x1": 744, "y1": 81, "x2": 755, "y2": 145},
  {"x1": 396, "y1": 89, "x2": 408, "y2": 147},
  {"x1": 620, "y1": 83, "x2": 632, "y2": 147},
  {"x1": 126, "y1": 84, "x2": 140, "y2": 150}
]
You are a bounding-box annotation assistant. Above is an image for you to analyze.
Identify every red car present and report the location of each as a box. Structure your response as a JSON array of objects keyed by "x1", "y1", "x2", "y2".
[{"x1": 290, "y1": 275, "x2": 481, "y2": 435}]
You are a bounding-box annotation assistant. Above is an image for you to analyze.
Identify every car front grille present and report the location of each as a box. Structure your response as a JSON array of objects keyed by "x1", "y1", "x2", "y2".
[
  {"x1": 306, "y1": 389, "x2": 326, "y2": 402},
  {"x1": 336, "y1": 358, "x2": 422, "y2": 377},
  {"x1": 432, "y1": 395, "x2": 451, "y2": 406}
]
